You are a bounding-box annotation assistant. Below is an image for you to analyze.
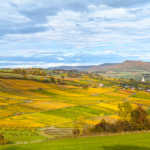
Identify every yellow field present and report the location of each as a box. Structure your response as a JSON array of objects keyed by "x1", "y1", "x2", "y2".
[
  {"x1": 0, "y1": 78, "x2": 149, "y2": 128},
  {"x1": 106, "y1": 91, "x2": 132, "y2": 98},
  {"x1": 0, "y1": 79, "x2": 51, "y2": 89},
  {"x1": 96, "y1": 102, "x2": 119, "y2": 111},
  {"x1": 0, "y1": 99, "x2": 22, "y2": 106},
  {"x1": 0, "y1": 91, "x2": 27, "y2": 99},
  {"x1": 0, "y1": 113, "x2": 72, "y2": 127},
  {"x1": 24, "y1": 101, "x2": 75, "y2": 110}
]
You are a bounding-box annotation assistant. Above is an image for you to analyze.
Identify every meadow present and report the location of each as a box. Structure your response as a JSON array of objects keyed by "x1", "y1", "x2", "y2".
[{"x1": 0, "y1": 132, "x2": 150, "y2": 150}]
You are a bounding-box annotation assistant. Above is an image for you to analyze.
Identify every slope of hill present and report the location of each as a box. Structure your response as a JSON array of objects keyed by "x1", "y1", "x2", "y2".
[
  {"x1": 84, "y1": 63, "x2": 119, "y2": 72},
  {"x1": 47, "y1": 65, "x2": 95, "y2": 70},
  {"x1": 109, "y1": 60, "x2": 150, "y2": 72},
  {"x1": 84, "y1": 60, "x2": 150, "y2": 72},
  {"x1": 1, "y1": 132, "x2": 150, "y2": 150}
]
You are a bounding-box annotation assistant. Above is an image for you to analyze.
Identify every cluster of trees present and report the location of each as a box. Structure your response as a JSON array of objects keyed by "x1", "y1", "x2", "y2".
[
  {"x1": 14, "y1": 68, "x2": 26, "y2": 74},
  {"x1": 72, "y1": 116, "x2": 89, "y2": 136},
  {"x1": 72, "y1": 102, "x2": 150, "y2": 136},
  {"x1": 39, "y1": 76, "x2": 64, "y2": 84},
  {"x1": 94, "y1": 102, "x2": 150, "y2": 133},
  {"x1": 14, "y1": 68, "x2": 46, "y2": 76}
]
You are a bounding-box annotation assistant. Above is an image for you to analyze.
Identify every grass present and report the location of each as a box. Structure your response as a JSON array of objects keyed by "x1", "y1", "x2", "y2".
[
  {"x1": 0, "y1": 74, "x2": 150, "y2": 149},
  {"x1": 42, "y1": 106, "x2": 97, "y2": 120},
  {"x1": 132, "y1": 91, "x2": 150, "y2": 100},
  {"x1": 0, "y1": 132, "x2": 150, "y2": 149},
  {"x1": 1, "y1": 130, "x2": 46, "y2": 144},
  {"x1": 29, "y1": 89, "x2": 58, "y2": 97}
]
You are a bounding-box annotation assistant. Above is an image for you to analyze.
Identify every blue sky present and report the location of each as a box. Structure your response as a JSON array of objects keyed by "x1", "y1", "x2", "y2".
[{"x1": 0, "y1": 0, "x2": 150, "y2": 68}]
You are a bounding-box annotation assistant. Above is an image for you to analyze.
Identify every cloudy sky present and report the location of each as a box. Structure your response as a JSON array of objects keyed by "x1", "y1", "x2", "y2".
[{"x1": 0, "y1": 0, "x2": 150, "y2": 68}]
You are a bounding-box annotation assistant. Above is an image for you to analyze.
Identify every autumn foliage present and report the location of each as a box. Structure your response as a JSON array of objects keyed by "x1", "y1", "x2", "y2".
[{"x1": 94, "y1": 104, "x2": 150, "y2": 133}]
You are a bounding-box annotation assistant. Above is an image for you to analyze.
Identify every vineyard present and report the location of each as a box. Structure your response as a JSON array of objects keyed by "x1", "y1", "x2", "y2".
[{"x1": 0, "y1": 78, "x2": 150, "y2": 143}]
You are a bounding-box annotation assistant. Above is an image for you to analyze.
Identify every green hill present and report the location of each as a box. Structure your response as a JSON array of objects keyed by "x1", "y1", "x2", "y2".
[{"x1": 0, "y1": 132, "x2": 150, "y2": 150}]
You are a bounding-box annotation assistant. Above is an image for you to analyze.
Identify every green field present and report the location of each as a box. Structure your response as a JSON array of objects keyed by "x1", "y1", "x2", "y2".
[
  {"x1": 0, "y1": 130, "x2": 46, "y2": 143},
  {"x1": 99, "y1": 71, "x2": 150, "y2": 82},
  {"x1": 0, "y1": 132, "x2": 150, "y2": 150}
]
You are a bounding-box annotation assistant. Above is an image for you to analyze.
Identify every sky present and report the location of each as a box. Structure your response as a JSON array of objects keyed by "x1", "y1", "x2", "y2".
[{"x1": 0, "y1": 0, "x2": 150, "y2": 68}]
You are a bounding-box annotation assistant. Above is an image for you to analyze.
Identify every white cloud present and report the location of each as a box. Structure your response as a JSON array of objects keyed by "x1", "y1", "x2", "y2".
[
  {"x1": 0, "y1": 1, "x2": 150, "y2": 67},
  {"x1": 76, "y1": 58, "x2": 80, "y2": 61},
  {"x1": 56, "y1": 57, "x2": 64, "y2": 60}
]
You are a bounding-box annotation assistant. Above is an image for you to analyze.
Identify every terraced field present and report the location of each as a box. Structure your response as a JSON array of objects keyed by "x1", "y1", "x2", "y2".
[{"x1": 0, "y1": 78, "x2": 149, "y2": 143}]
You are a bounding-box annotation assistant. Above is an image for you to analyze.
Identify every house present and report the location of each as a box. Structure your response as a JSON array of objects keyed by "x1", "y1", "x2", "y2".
[
  {"x1": 99, "y1": 83, "x2": 103, "y2": 87},
  {"x1": 131, "y1": 87, "x2": 135, "y2": 90},
  {"x1": 147, "y1": 89, "x2": 150, "y2": 92}
]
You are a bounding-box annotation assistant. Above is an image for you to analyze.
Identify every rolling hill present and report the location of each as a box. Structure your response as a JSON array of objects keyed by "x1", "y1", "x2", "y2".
[
  {"x1": 84, "y1": 60, "x2": 150, "y2": 72},
  {"x1": 109, "y1": 60, "x2": 150, "y2": 72},
  {"x1": 47, "y1": 65, "x2": 95, "y2": 70},
  {"x1": 83, "y1": 63, "x2": 119, "y2": 72}
]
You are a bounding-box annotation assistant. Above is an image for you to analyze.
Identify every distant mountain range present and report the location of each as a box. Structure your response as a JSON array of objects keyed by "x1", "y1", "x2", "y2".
[
  {"x1": 84, "y1": 60, "x2": 150, "y2": 72},
  {"x1": 47, "y1": 65, "x2": 95, "y2": 70},
  {"x1": 108, "y1": 60, "x2": 150, "y2": 72},
  {"x1": 83, "y1": 63, "x2": 119, "y2": 72},
  {"x1": 47, "y1": 60, "x2": 150, "y2": 72}
]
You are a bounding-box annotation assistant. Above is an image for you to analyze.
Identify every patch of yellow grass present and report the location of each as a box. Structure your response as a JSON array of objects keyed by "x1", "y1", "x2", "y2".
[
  {"x1": 107, "y1": 92, "x2": 130, "y2": 98},
  {"x1": 96, "y1": 102, "x2": 119, "y2": 111},
  {"x1": 87, "y1": 88, "x2": 114, "y2": 94},
  {"x1": 0, "y1": 91, "x2": 27, "y2": 99},
  {"x1": 21, "y1": 90, "x2": 50, "y2": 98},
  {"x1": 0, "y1": 79, "x2": 51, "y2": 89},
  {"x1": 128, "y1": 100, "x2": 150, "y2": 106},
  {"x1": 25, "y1": 101, "x2": 74, "y2": 110},
  {"x1": 0, "y1": 109, "x2": 14, "y2": 118},
  {"x1": 0, "y1": 113, "x2": 72, "y2": 127},
  {"x1": 0, "y1": 99, "x2": 22, "y2": 106}
]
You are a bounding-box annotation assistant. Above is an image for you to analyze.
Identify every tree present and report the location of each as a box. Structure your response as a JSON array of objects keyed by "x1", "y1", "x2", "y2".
[
  {"x1": 57, "y1": 78, "x2": 61, "y2": 83},
  {"x1": 95, "y1": 118, "x2": 108, "y2": 132},
  {"x1": 0, "y1": 133, "x2": 7, "y2": 145},
  {"x1": 73, "y1": 116, "x2": 88, "y2": 136},
  {"x1": 40, "y1": 77, "x2": 44, "y2": 82},
  {"x1": 131, "y1": 105, "x2": 149, "y2": 124},
  {"x1": 23, "y1": 75, "x2": 27, "y2": 79},
  {"x1": 41, "y1": 71, "x2": 46, "y2": 76},
  {"x1": 83, "y1": 84, "x2": 89, "y2": 89},
  {"x1": 36, "y1": 69, "x2": 40, "y2": 76},
  {"x1": 21, "y1": 68, "x2": 26, "y2": 74},
  {"x1": 61, "y1": 75, "x2": 64, "y2": 80},
  {"x1": 118, "y1": 101, "x2": 133, "y2": 121},
  {"x1": 50, "y1": 76, "x2": 55, "y2": 83}
]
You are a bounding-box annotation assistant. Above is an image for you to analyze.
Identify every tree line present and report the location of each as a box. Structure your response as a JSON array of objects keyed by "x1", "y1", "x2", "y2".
[{"x1": 72, "y1": 102, "x2": 150, "y2": 136}]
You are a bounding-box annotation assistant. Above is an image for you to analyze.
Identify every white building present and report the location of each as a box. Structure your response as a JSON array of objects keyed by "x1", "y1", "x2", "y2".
[
  {"x1": 99, "y1": 83, "x2": 103, "y2": 87},
  {"x1": 141, "y1": 76, "x2": 146, "y2": 82}
]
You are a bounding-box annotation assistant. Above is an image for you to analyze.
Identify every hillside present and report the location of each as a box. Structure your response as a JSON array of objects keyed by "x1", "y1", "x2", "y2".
[
  {"x1": 1, "y1": 132, "x2": 150, "y2": 150},
  {"x1": 84, "y1": 60, "x2": 150, "y2": 72},
  {"x1": 47, "y1": 65, "x2": 95, "y2": 70},
  {"x1": 0, "y1": 73, "x2": 150, "y2": 145},
  {"x1": 109, "y1": 60, "x2": 150, "y2": 72},
  {"x1": 84, "y1": 63, "x2": 119, "y2": 72}
]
